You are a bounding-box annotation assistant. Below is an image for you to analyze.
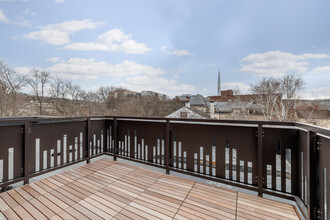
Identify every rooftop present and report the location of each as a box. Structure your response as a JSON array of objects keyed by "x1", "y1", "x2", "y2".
[{"x1": 0, "y1": 158, "x2": 299, "y2": 219}]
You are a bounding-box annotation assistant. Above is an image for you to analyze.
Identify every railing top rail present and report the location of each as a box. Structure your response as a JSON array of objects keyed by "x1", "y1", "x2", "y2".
[
  {"x1": 3, "y1": 115, "x2": 330, "y2": 136},
  {"x1": 294, "y1": 122, "x2": 330, "y2": 137}
]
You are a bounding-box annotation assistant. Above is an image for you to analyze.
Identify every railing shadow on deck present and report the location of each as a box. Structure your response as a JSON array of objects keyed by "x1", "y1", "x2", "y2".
[{"x1": 0, "y1": 116, "x2": 329, "y2": 220}]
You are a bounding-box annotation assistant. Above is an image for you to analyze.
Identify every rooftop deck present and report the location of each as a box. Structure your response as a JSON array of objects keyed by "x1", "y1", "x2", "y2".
[{"x1": 0, "y1": 158, "x2": 300, "y2": 220}]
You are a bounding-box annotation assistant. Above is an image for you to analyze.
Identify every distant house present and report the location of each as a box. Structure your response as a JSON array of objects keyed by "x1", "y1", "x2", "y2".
[
  {"x1": 216, "y1": 101, "x2": 258, "y2": 114},
  {"x1": 166, "y1": 103, "x2": 210, "y2": 119},
  {"x1": 141, "y1": 90, "x2": 169, "y2": 100}
]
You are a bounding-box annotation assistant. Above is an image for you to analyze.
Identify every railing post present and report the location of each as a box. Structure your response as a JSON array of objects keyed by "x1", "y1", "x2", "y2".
[
  {"x1": 23, "y1": 122, "x2": 30, "y2": 185},
  {"x1": 308, "y1": 131, "x2": 318, "y2": 220},
  {"x1": 257, "y1": 123, "x2": 263, "y2": 197},
  {"x1": 113, "y1": 118, "x2": 117, "y2": 161},
  {"x1": 165, "y1": 119, "x2": 170, "y2": 175},
  {"x1": 86, "y1": 118, "x2": 91, "y2": 164}
]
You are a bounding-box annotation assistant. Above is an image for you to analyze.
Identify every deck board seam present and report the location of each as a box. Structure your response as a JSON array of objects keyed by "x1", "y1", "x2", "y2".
[
  {"x1": 115, "y1": 166, "x2": 168, "y2": 219},
  {"x1": 173, "y1": 181, "x2": 196, "y2": 219}
]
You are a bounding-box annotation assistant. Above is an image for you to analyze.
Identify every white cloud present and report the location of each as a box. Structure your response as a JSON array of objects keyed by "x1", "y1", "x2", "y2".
[
  {"x1": 17, "y1": 57, "x2": 195, "y2": 96},
  {"x1": 0, "y1": 9, "x2": 30, "y2": 26},
  {"x1": 44, "y1": 58, "x2": 164, "y2": 80},
  {"x1": 0, "y1": 0, "x2": 16, "y2": 2},
  {"x1": 0, "y1": 9, "x2": 9, "y2": 23},
  {"x1": 310, "y1": 66, "x2": 330, "y2": 74},
  {"x1": 240, "y1": 50, "x2": 330, "y2": 77},
  {"x1": 14, "y1": 66, "x2": 30, "y2": 75},
  {"x1": 64, "y1": 28, "x2": 151, "y2": 54},
  {"x1": 222, "y1": 82, "x2": 251, "y2": 94},
  {"x1": 302, "y1": 87, "x2": 330, "y2": 99},
  {"x1": 23, "y1": 9, "x2": 36, "y2": 16},
  {"x1": 46, "y1": 57, "x2": 61, "y2": 63},
  {"x1": 121, "y1": 76, "x2": 195, "y2": 97},
  {"x1": 24, "y1": 20, "x2": 102, "y2": 45},
  {"x1": 171, "y1": 49, "x2": 191, "y2": 56},
  {"x1": 55, "y1": 0, "x2": 64, "y2": 3},
  {"x1": 161, "y1": 46, "x2": 166, "y2": 53}
]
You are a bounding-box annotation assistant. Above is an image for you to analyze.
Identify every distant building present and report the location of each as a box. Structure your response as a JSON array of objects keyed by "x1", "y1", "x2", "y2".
[
  {"x1": 141, "y1": 90, "x2": 169, "y2": 100},
  {"x1": 166, "y1": 103, "x2": 210, "y2": 119},
  {"x1": 208, "y1": 89, "x2": 262, "y2": 119},
  {"x1": 110, "y1": 88, "x2": 137, "y2": 98}
]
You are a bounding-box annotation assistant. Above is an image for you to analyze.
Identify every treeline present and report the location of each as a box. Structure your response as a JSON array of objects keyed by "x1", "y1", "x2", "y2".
[{"x1": 0, "y1": 61, "x2": 183, "y2": 117}]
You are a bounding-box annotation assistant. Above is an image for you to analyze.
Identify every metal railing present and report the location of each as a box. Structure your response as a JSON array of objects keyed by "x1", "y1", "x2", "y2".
[{"x1": 0, "y1": 116, "x2": 329, "y2": 219}]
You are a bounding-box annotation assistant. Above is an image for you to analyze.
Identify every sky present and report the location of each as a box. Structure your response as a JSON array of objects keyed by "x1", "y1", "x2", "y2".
[{"x1": 1, "y1": 0, "x2": 330, "y2": 98}]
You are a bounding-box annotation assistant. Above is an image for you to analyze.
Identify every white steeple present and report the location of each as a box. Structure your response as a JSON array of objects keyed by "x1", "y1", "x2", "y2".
[{"x1": 217, "y1": 68, "x2": 221, "y2": 96}]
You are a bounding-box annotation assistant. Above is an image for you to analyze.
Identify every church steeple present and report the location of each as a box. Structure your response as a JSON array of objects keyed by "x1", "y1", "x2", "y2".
[{"x1": 217, "y1": 68, "x2": 221, "y2": 96}]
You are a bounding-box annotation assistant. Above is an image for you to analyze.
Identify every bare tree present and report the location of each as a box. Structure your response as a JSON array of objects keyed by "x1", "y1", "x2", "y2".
[
  {"x1": 0, "y1": 61, "x2": 26, "y2": 116},
  {"x1": 25, "y1": 69, "x2": 51, "y2": 115},
  {"x1": 250, "y1": 77, "x2": 282, "y2": 121},
  {"x1": 66, "y1": 81, "x2": 82, "y2": 116},
  {"x1": 281, "y1": 74, "x2": 304, "y2": 120},
  {"x1": 250, "y1": 74, "x2": 304, "y2": 121},
  {"x1": 49, "y1": 77, "x2": 69, "y2": 115}
]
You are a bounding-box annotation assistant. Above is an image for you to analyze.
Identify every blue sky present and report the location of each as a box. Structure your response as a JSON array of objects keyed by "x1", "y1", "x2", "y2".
[{"x1": 1, "y1": 0, "x2": 330, "y2": 98}]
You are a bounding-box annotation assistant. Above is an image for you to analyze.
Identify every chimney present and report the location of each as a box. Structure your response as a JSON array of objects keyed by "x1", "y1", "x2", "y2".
[
  {"x1": 210, "y1": 101, "x2": 215, "y2": 119},
  {"x1": 185, "y1": 102, "x2": 190, "y2": 108}
]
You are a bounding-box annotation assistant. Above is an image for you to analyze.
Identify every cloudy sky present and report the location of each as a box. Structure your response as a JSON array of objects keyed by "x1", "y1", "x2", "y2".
[{"x1": 1, "y1": 0, "x2": 330, "y2": 98}]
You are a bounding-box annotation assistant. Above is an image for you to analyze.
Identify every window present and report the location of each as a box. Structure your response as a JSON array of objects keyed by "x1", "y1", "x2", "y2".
[{"x1": 180, "y1": 112, "x2": 188, "y2": 118}]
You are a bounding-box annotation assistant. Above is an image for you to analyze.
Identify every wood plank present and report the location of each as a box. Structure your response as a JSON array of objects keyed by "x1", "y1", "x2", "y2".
[
  {"x1": 116, "y1": 209, "x2": 145, "y2": 220},
  {"x1": 52, "y1": 187, "x2": 82, "y2": 204},
  {"x1": 36, "y1": 195, "x2": 63, "y2": 214},
  {"x1": 137, "y1": 194, "x2": 178, "y2": 214},
  {"x1": 49, "y1": 189, "x2": 77, "y2": 206},
  {"x1": 7, "y1": 190, "x2": 26, "y2": 205},
  {"x1": 3, "y1": 208, "x2": 20, "y2": 220},
  {"x1": 64, "y1": 207, "x2": 90, "y2": 220},
  {"x1": 43, "y1": 193, "x2": 70, "y2": 210},
  {"x1": 40, "y1": 179, "x2": 59, "y2": 190},
  {"x1": 130, "y1": 201, "x2": 172, "y2": 220},
  {"x1": 21, "y1": 201, "x2": 47, "y2": 220},
  {"x1": 12, "y1": 205, "x2": 34, "y2": 220},
  {"x1": 124, "y1": 205, "x2": 161, "y2": 220},
  {"x1": 29, "y1": 198, "x2": 56, "y2": 219},
  {"x1": 181, "y1": 201, "x2": 233, "y2": 220},
  {"x1": 49, "y1": 215, "x2": 63, "y2": 220},
  {"x1": 56, "y1": 210, "x2": 75, "y2": 220},
  {"x1": 114, "y1": 211, "x2": 135, "y2": 220},
  {"x1": 0, "y1": 212, "x2": 7, "y2": 220},
  {"x1": 0, "y1": 193, "x2": 18, "y2": 208},
  {"x1": 21, "y1": 185, "x2": 41, "y2": 198},
  {"x1": 72, "y1": 203, "x2": 103, "y2": 220},
  {"x1": 184, "y1": 197, "x2": 236, "y2": 218},
  {"x1": 14, "y1": 188, "x2": 33, "y2": 201},
  {"x1": 237, "y1": 198, "x2": 298, "y2": 220},
  {"x1": 34, "y1": 180, "x2": 54, "y2": 192},
  {"x1": 85, "y1": 196, "x2": 119, "y2": 216},
  {"x1": 0, "y1": 197, "x2": 10, "y2": 212},
  {"x1": 94, "y1": 191, "x2": 127, "y2": 209},
  {"x1": 79, "y1": 199, "x2": 113, "y2": 219},
  {"x1": 29, "y1": 182, "x2": 47, "y2": 195}
]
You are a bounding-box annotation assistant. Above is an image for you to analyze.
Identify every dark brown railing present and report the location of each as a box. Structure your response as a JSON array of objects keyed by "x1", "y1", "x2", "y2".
[{"x1": 0, "y1": 116, "x2": 329, "y2": 219}]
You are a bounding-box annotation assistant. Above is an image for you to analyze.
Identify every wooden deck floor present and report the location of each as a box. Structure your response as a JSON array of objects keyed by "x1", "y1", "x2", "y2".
[{"x1": 0, "y1": 159, "x2": 300, "y2": 220}]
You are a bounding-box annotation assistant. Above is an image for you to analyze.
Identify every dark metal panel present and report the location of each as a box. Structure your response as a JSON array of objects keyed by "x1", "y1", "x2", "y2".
[
  {"x1": 116, "y1": 120, "x2": 165, "y2": 164},
  {"x1": 29, "y1": 121, "x2": 86, "y2": 173},
  {"x1": 298, "y1": 130, "x2": 309, "y2": 206},
  {"x1": 90, "y1": 120, "x2": 107, "y2": 156},
  {"x1": 0, "y1": 125, "x2": 24, "y2": 182},
  {"x1": 264, "y1": 128, "x2": 299, "y2": 195},
  {"x1": 171, "y1": 123, "x2": 257, "y2": 185},
  {"x1": 317, "y1": 135, "x2": 330, "y2": 220}
]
